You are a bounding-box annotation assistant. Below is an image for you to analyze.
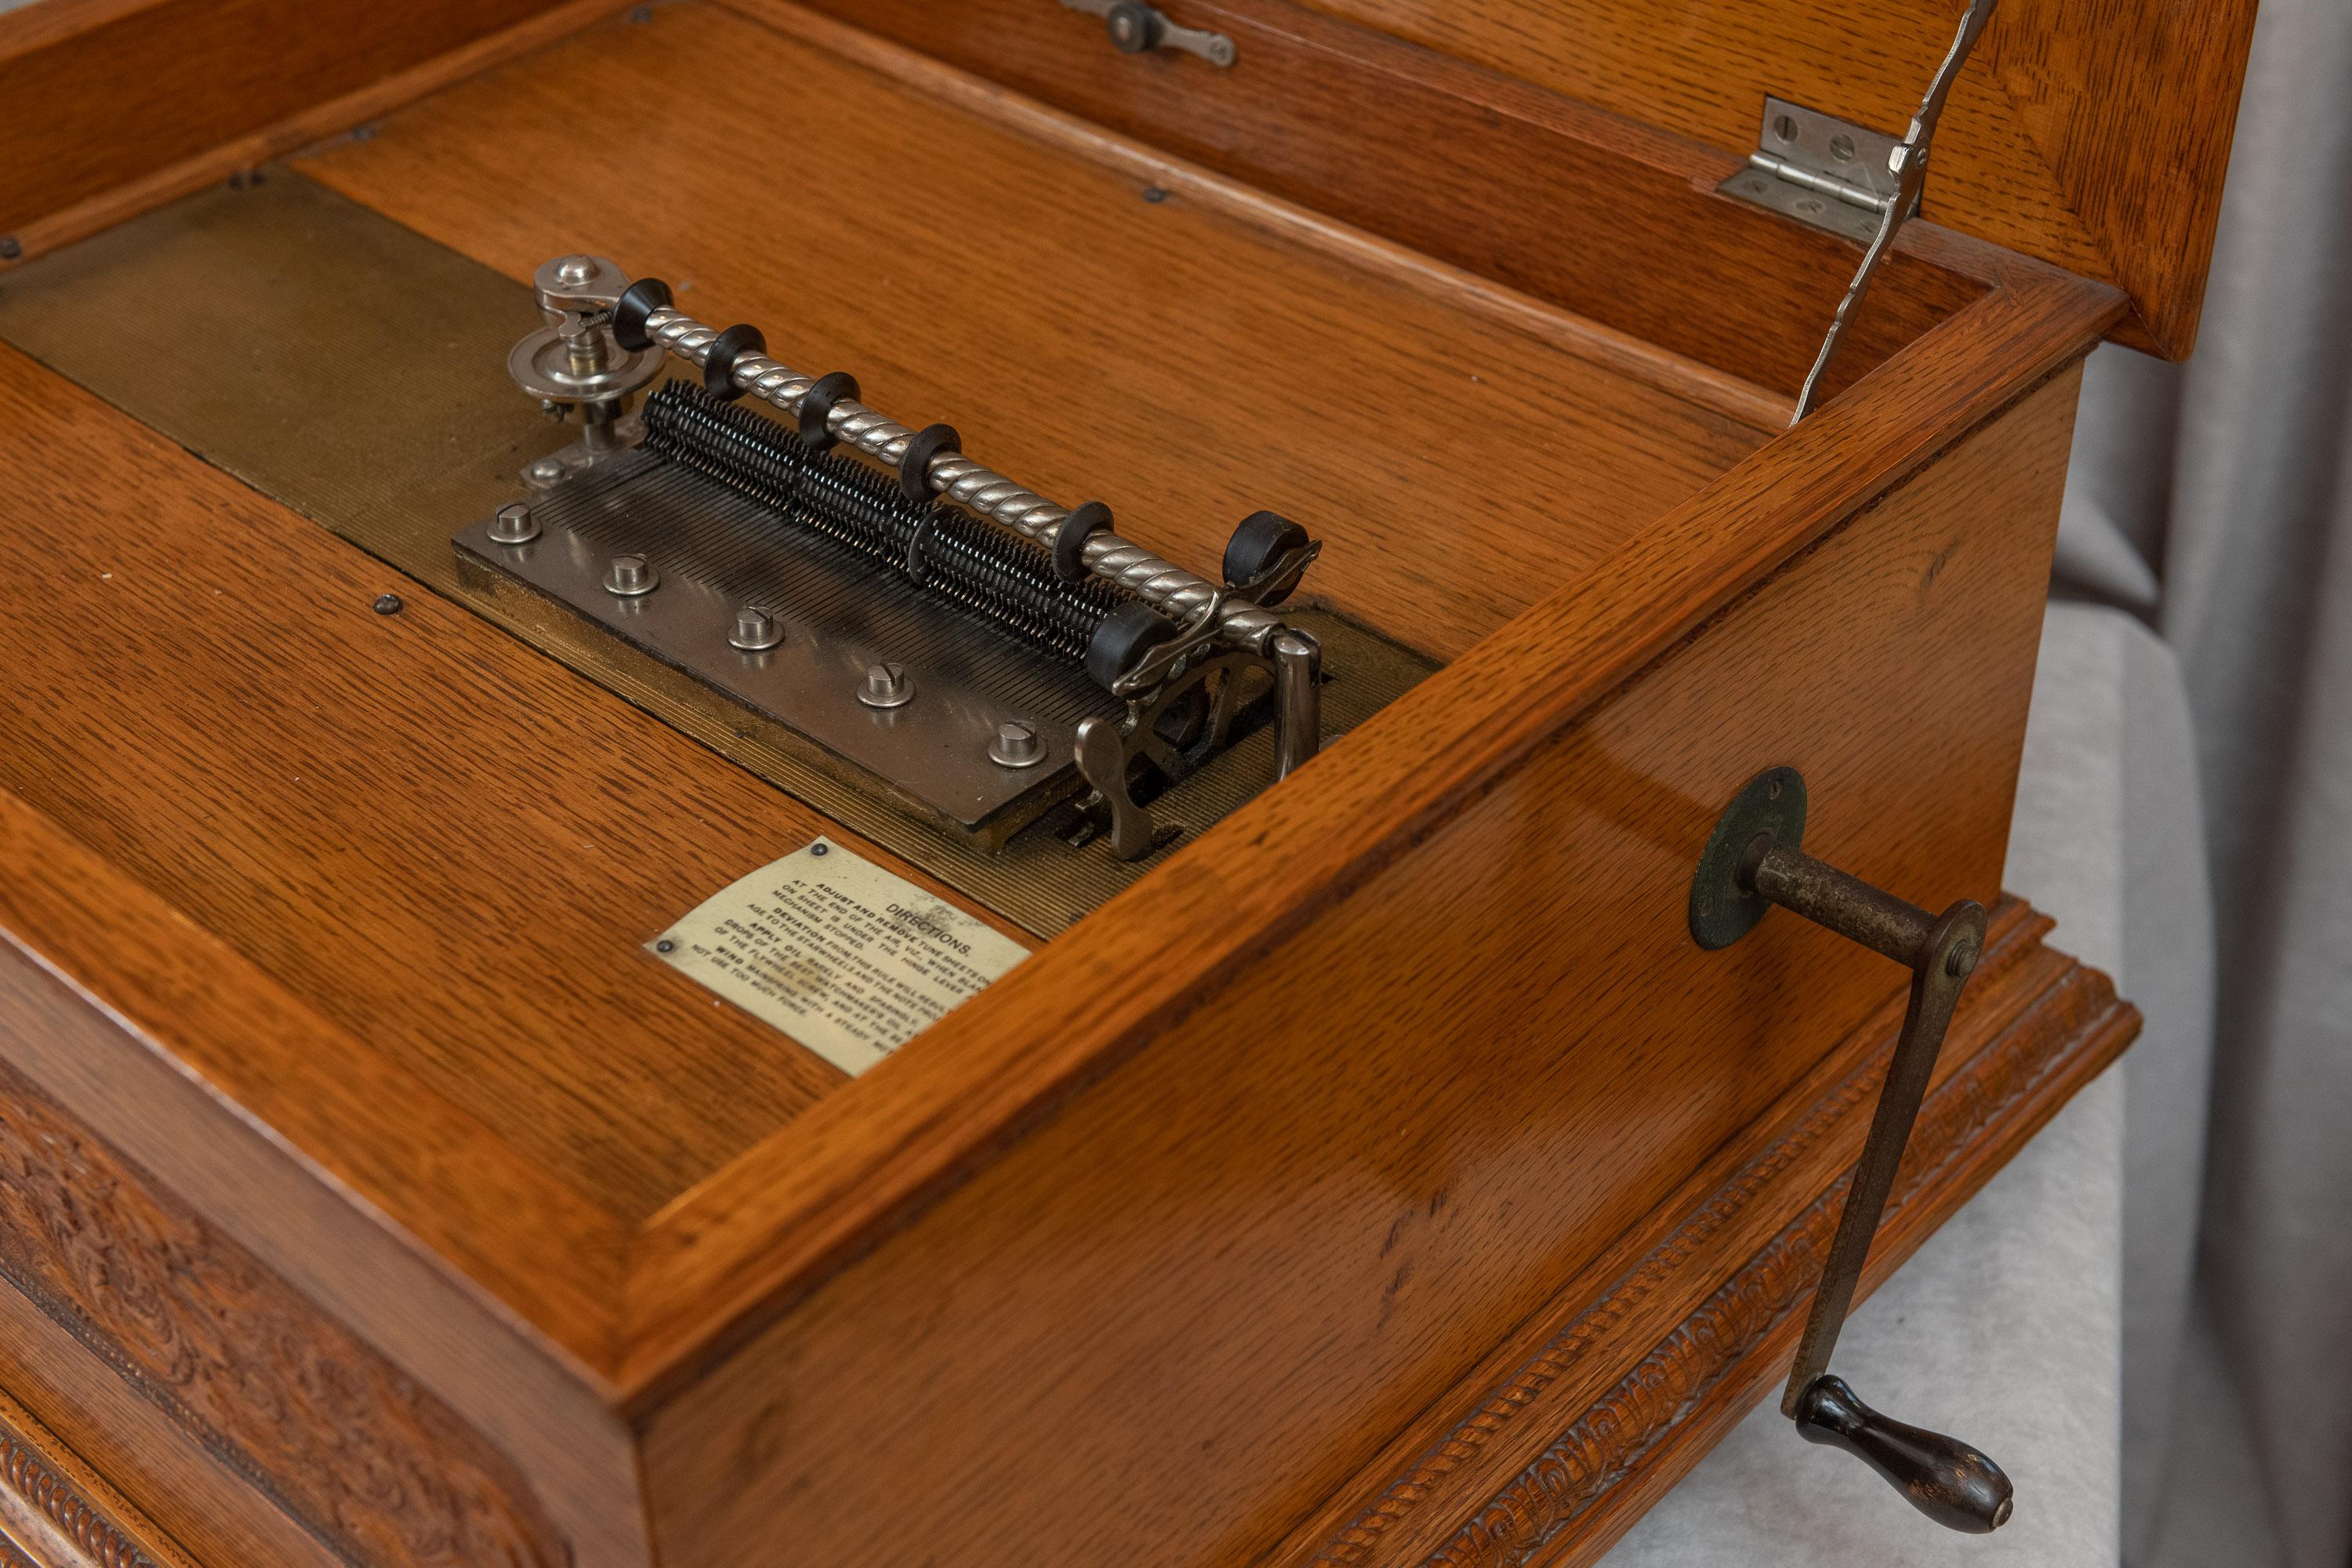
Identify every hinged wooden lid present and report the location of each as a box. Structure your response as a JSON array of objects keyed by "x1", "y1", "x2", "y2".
[{"x1": 1305, "y1": 0, "x2": 2258, "y2": 358}]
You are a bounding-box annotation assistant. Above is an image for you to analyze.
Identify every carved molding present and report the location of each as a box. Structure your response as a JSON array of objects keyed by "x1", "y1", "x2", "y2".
[
  {"x1": 0, "y1": 1059, "x2": 568, "y2": 1568},
  {"x1": 0, "y1": 1413, "x2": 159, "y2": 1568},
  {"x1": 1309, "y1": 923, "x2": 2127, "y2": 1568}
]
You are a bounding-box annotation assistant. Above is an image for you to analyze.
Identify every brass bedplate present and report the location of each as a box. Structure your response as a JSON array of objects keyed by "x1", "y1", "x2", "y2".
[{"x1": 0, "y1": 172, "x2": 1429, "y2": 935}]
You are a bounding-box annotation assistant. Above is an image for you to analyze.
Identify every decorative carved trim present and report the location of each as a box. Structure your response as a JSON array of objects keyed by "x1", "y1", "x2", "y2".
[
  {"x1": 0, "y1": 1058, "x2": 568, "y2": 1568},
  {"x1": 1308, "y1": 916, "x2": 2128, "y2": 1568},
  {"x1": 0, "y1": 1411, "x2": 160, "y2": 1568}
]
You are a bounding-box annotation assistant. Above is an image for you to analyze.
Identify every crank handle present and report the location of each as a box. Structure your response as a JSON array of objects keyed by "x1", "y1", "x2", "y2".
[
  {"x1": 1692, "y1": 767, "x2": 2012, "y2": 1534},
  {"x1": 1793, "y1": 1375, "x2": 2013, "y2": 1532}
]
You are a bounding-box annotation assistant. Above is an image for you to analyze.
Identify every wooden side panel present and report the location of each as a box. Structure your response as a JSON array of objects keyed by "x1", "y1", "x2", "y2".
[
  {"x1": 2, "y1": 1287, "x2": 334, "y2": 1568},
  {"x1": 0, "y1": 0, "x2": 586, "y2": 235},
  {"x1": 640, "y1": 367, "x2": 2085, "y2": 1568}
]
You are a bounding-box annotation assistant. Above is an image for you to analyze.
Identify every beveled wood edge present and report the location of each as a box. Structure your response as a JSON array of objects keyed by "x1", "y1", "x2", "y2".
[
  {"x1": 0, "y1": 791, "x2": 628, "y2": 1374},
  {"x1": 0, "y1": 1386, "x2": 198, "y2": 1568},
  {"x1": 728, "y1": 0, "x2": 1796, "y2": 432},
  {"x1": 1268, "y1": 902, "x2": 2137, "y2": 1567},
  {"x1": 610, "y1": 260, "x2": 2128, "y2": 1401},
  {"x1": 0, "y1": 0, "x2": 630, "y2": 270}
]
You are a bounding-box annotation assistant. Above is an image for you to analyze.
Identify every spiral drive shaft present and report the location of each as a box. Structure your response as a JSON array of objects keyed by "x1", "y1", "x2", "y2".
[{"x1": 637, "y1": 304, "x2": 1288, "y2": 653}]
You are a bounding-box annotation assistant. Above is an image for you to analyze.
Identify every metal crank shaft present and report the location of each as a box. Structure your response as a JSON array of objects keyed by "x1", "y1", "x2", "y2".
[{"x1": 635, "y1": 303, "x2": 1288, "y2": 654}]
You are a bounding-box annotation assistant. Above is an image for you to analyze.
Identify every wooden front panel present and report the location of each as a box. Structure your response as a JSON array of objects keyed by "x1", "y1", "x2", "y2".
[
  {"x1": 640, "y1": 367, "x2": 2083, "y2": 1568},
  {"x1": 0, "y1": 1048, "x2": 567, "y2": 1568}
]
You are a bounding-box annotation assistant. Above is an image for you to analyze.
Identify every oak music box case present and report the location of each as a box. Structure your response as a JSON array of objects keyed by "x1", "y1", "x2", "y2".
[{"x1": 0, "y1": 0, "x2": 2252, "y2": 1565}]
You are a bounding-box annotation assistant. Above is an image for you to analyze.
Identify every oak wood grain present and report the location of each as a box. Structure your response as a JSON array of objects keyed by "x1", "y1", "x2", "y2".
[
  {"x1": 613, "y1": 255, "x2": 2120, "y2": 1395},
  {"x1": 633, "y1": 364, "x2": 2088, "y2": 1566},
  {"x1": 0, "y1": 3, "x2": 2147, "y2": 1563},
  {"x1": 0, "y1": 0, "x2": 610, "y2": 240},
  {"x1": 731, "y1": 2, "x2": 1794, "y2": 433},
  {"x1": 0, "y1": 790, "x2": 623, "y2": 1359},
  {"x1": 764, "y1": 0, "x2": 1991, "y2": 400},
  {"x1": 0, "y1": 0, "x2": 635, "y2": 273},
  {"x1": 2, "y1": 1288, "x2": 339, "y2": 1568},
  {"x1": 1283, "y1": 906, "x2": 2136, "y2": 1568},
  {"x1": 0, "y1": 1056, "x2": 569, "y2": 1568},
  {"x1": 296, "y1": 2, "x2": 1773, "y2": 664},
  {"x1": 0, "y1": 859, "x2": 652, "y2": 1568},
  {"x1": 0, "y1": 343, "x2": 1029, "y2": 1222},
  {"x1": 0, "y1": 1386, "x2": 202, "y2": 1568},
  {"x1": 1298, "y1": 0, "x2": 2259, "y2": 358}
]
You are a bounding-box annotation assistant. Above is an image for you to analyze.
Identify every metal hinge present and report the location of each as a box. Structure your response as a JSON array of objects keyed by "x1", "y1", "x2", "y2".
[
  {"x1": 1720, "y1": 99, "x2": 1913, "y2": 245},
  {"x1": 1726, "y1": 0, "x2": 2001, "y2": 423}
]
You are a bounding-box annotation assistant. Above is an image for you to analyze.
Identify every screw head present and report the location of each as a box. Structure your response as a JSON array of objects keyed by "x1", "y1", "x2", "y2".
[
  {"x1": 488, "y1": 502, "x2": 539, "y2": 544},
  {"x1": 988, "y1": 720, "x2": 1045, "y2": 768},
  {"x1": 372, "y1": 593, "x2": 404, "y2": 615},
  {"x1": 728, "y1": 606, "x2": 783, "y2": 651},
  {"x1": 604, "y1": 553, "x2": 658, "y2": 596},
  {"x1": 528, "y1": 457, "x2": 564, "y2": 483},
  {"x1": 554, "y1": 255, "x2": 596, "y2": 286},
  {"x1": 856, "y1": 662, "x2": 915, "y2": 709},
  {"x1": 1105, "y1": 1, "x2": 1160, "y2": 52}
]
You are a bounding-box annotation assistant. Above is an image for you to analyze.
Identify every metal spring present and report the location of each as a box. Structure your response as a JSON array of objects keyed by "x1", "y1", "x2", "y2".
[
  {"x1": 641, "y1": 305, "x2": 1287, "y2": 652},
  {"x1": 643, "y1": 383, "x2": 1130, "y2": 663}
]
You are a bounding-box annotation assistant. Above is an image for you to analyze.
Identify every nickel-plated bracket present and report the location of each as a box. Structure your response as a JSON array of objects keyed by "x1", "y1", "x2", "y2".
[
  {"x1": 1751, "y1": 0, "x2": 2001, "y2": 424},
  {"x1": 509, "y1": 254, "x2": 663, "y2": 487},
  {"x1": 1691, "y1": 767, "x2": 2013, "y2": 1534}
]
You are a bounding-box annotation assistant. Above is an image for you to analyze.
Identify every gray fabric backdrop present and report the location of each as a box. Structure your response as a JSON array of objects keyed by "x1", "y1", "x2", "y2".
[{"x1": 2056, "y1": 0, "x2": 2352, "y2": 1562}]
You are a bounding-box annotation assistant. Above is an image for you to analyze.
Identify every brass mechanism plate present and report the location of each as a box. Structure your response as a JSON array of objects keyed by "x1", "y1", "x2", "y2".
[{"x1": 0, "y1": 170, "x2": 1430, "y2": 935}]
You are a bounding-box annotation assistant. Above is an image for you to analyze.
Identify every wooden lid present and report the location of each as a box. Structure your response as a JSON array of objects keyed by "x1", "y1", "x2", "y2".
[{"x1": 1303, "y1": 0, "x2": 2258, "y2": 358}]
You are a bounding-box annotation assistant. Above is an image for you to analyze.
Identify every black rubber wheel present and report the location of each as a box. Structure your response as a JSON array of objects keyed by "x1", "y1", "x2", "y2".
[
  {"x1": 1083, "y1": 601, "x2": 1179, "y2": 691},
  {"x1": 612, "y1": 278, "x2": 673, "y2": 352},
  {"x1": 1221, "y1": 510, "x2": 1312, "y2": 604},
  {"x1": 898, "y1": 423, "x2": 961, "y2": 506},
  {"x1": 1054, "y1": 502, "x2": 1113, "y2": 584},
  {"x1": 797, "y1": 371, "x2": 860, "y2": 451},
  {"x1": 702, "y1": 323, "x2": 766, "y2": 401}
]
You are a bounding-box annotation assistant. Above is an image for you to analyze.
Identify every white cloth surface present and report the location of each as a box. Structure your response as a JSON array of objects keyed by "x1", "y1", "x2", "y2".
[{"x1": 1603, "y1": 601, "x2": 2210, "y2": 1566}]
